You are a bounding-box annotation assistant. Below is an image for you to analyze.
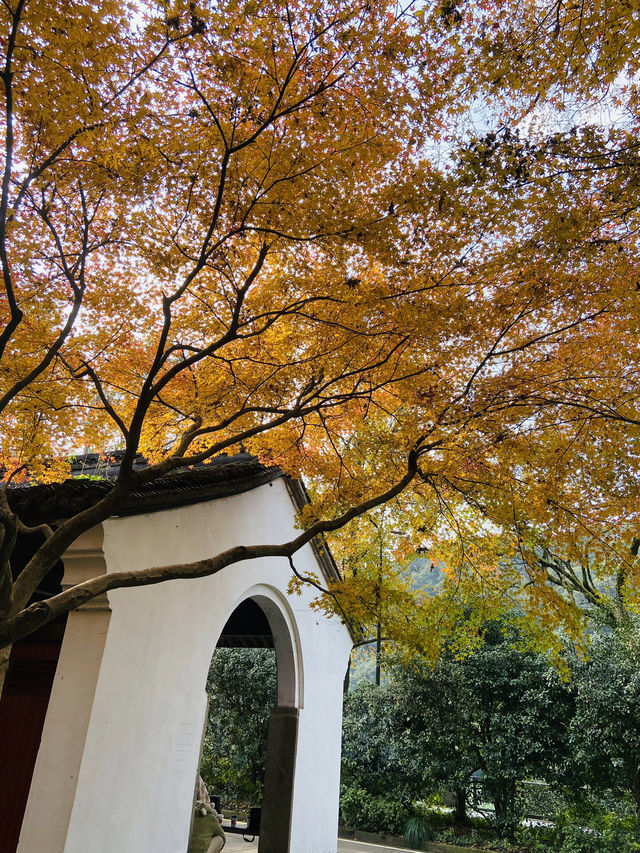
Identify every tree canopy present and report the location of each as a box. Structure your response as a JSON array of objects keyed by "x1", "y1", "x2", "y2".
[
  {"x1": 200, "y1": 647, "x2": 277, "y2": 805},
  {"x1": 1, "y1": 0, "x2": 639, "y2": 665},
  {"x1": 342, "y1": 619, "x2": 640, "y2": 848},
  {"x1": 568, "y1": 628, "x2": 640, "y2": 816}
]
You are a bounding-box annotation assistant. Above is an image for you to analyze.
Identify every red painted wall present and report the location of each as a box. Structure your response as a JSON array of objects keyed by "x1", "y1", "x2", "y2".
[{"x1": 0, "y1": 631, "x2": 63, "y2": 853}]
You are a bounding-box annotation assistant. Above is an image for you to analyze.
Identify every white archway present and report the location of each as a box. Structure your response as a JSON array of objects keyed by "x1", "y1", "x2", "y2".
[
  {"x1": 224, "y1": 584, "x2": 303, "y2": 708},
  {"x1": 207, "y1": 585, "x2": 304, "y2": 852},
  {"x1": 17, "y1": 477, "x2": 352, "y2": 853}
]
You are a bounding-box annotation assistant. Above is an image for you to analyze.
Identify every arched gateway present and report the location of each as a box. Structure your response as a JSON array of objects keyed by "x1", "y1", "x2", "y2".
[{"x1": 9, "y1": 455, "x2": 352, "y2": 853}]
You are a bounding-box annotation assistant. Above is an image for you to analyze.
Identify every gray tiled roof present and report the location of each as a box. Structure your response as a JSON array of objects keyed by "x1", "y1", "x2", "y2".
[
  {"x1": 8, "y1": 452, "x2": 281, "y2": 523},
  {"x1": 7, "y1": 452, "x2": 341, "y2": 583}
]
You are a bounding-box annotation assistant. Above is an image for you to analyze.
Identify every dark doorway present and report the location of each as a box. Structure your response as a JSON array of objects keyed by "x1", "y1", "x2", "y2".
[{"x1": 0, "y1": 531, "x2": 66, "y2": 853}]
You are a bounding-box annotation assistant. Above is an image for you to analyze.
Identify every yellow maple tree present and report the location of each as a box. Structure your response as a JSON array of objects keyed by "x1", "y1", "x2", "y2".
[{"x1": 0, "y1": 0, "x2": 639, "y2": 686}]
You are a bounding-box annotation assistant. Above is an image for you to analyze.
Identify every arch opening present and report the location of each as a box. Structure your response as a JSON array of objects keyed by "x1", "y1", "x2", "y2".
[{"x1": 192, "y1": 592, "x2": 300, "y2": 853}]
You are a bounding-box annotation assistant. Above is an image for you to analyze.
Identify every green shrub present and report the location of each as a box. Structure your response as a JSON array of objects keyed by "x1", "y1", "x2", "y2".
[
  {"x1": 412, "y1": 806, "x2": 454, "y2": 830},
  {"x1": 516, "y1": 813, "x2": 640, "y2": 853},
  {"x1": 517, "y1": 781, "x2": 566, "y2": 818},
  {"x1": 340, "y1": 783, "x2": 410, "y2": 835},
  {"x1": 435, "y1": 825, "x2": 516, "y2": 850},
  {"x1": 403, "y1": 815, "x2": 433, "y2": 849}
]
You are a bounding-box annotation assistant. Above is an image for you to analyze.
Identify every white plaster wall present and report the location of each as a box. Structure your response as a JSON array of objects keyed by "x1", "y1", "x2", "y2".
[
  {"x1": 58, "y1": 478, "x2": 351, "y2": 853},
  {"x1": 289, "y1": 615, "x2": 352, "y2": 853}
]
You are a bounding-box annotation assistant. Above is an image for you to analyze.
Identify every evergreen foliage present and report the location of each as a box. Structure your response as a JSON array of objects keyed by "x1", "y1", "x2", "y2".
[{"x1": 200, "y1": 647, "x2": 277, "y2": 807}]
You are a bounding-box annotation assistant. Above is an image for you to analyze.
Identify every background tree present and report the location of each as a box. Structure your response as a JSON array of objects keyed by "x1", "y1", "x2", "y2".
[
  {"x1": 341, "y1": 622, "x2": 640, "y2": 848},
  {"x1": 567, "y1": 628, "x2": 640, "y2": 817},
  {"x1": 340, "y1": 679, "x2": 418, "y2": 836},
  {"x1": 341, "y1": 680, "x2": 410, "y2": 798},
  {"x1": 200, "y1": 648, "x2": 277, "y2": 807},
  {"x1": 389, "y1": 620, "x2": 573, "y2": 834}
]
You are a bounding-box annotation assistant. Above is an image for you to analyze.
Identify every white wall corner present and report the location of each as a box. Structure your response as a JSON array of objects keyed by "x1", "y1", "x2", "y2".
[{"x1": 62, "y1": 524, "x2": 109, "y2": 611}]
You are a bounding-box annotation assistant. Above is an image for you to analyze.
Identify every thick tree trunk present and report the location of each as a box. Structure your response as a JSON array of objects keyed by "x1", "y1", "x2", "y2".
[
  {"x1": 492, "y1": 779, "x2": 517, "y2": 836},
  {"x1": 454, "y1": 788, "x2": 468, "y2": 827}
]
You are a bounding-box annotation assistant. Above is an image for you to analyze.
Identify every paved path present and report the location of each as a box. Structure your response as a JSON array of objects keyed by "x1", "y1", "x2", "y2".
[
  {"x1": 223, "y1": 833, "x2": 484, "y2": 853},
  {"x1": 224, "y1": 835, "x2": 416, "y2": 852},
  {"x1": 223, "y1": 832, "x2": 257, "y2": 851},
  {"x1": 338, "y1": 840, "x2": 416, "y2": 852}
]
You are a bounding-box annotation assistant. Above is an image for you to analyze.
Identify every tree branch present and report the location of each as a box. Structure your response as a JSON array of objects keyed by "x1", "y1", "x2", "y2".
[
  {"x1": 0, "y1": 0, "x2": 26, "y2": 359},
  {"x1": 2, "y1": 443, "x2": 426, "y2": 646}
]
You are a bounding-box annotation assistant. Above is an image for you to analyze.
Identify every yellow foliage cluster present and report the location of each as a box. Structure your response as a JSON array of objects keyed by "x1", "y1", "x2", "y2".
[{"x1": 0, "y1": 0, "x2": 639, "y2": 648}]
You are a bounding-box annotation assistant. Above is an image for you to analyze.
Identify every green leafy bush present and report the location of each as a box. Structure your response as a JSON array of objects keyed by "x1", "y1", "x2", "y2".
[
  {"x1": 340, "y1": 783, "x2": 410, "y2": 835},
  {"x1": 516, "y1": 781, "x2": 566, "y2": 818},
  {"x1": 435, "y1": 825, "x2": 514, "y2": 850},
  {"x1": 413, "y1": 806, "x2": 454, "y2": 830},
  {"x1": 516, "y1": 813, "x2": 640, "y2": 853}
]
